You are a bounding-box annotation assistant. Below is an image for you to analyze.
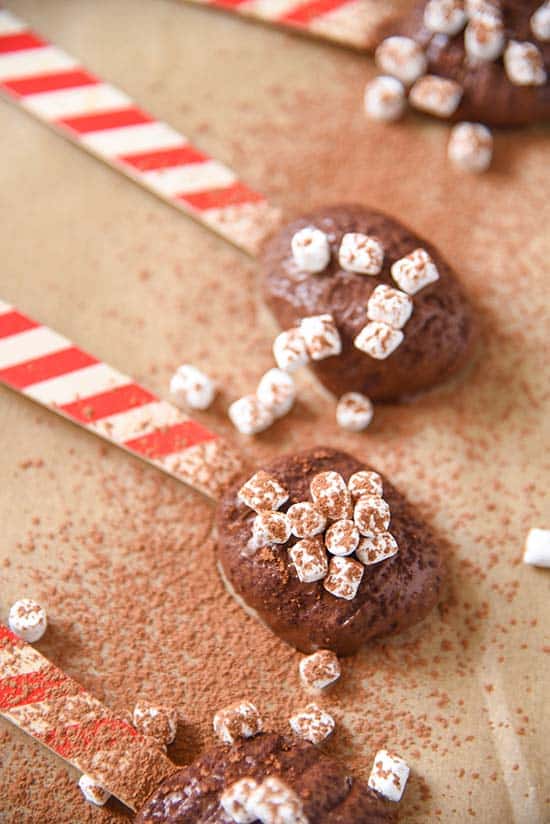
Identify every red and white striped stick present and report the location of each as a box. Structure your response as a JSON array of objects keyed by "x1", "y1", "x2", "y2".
[
  {"x1": 0, "y1": 9, "x2": 281, "y2": 256},
  {"x1": 0, "y1": 300, "x2": 244, "y2": 500}
]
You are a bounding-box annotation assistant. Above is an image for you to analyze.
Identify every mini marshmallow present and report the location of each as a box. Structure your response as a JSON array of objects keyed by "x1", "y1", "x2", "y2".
[
  {"x1": 464, "y1": 12, "x2": 505, "y2": 61},
  {"x1": 288, "y1": 536, "x2": 328, "y2": 583},
  {"x1": 424, "y1": 0, "x2": 467, "y2": 35},
  {"x1": 336, "y1": 392, "x2": 374, "y2": 433},
  {"x1": 291, "y1": 226, "x2": 331, "y2": 273},
  {"x1": 531, "y1": 2, "x2": 550, "y2": 41},
  {"x1": 339, "y1": 232, "x2": 385, "y2": 275},
  {"x1": 375, "y1": 37, "x2": 427, "y2": 85},
  {"x1": 325, "y1": 519, "x2": 360, "y2": 556},
  {"x1": 169, "y1": 364, "x2": 216, "y2": 411},
  {"x1": 300, "y1": 314, "x2": 342, "y2": 360},
  {"x1": 356, "y1": 532, "x2": 399, "y2": 565},
  {"x1": 238, "y1": 471, "x2": 289, "y2": 513},
  {"x1": 249, "y1": 777, "x2": 307, "y2": 824},
  {"x1": 133, "y1": 702, "x2": 177, "y2": 746},
  {"x1": 252, "y1": 511, "x2": 292, "y2": 547},
  {"x1": 368, "y1": 749, "x2": 410, "y2": 803},
  {"x1": 289, "y1": 703, "x2": 335, "y2": 745},
  {"x1": 409, "y1": 75, "x2": 463, "y2": 117},
  {"x1": 299, "y1": 650, "x2": 341, "y2": 691},
  {"x1": 504, "y1": 40, "x2": 547, "y2": 86},
  {"x1": 354, "y1": 322, "x2": 404, "y2": 360},
  {"x1": 367, "y1": 284, "x2": 413, "y2": 329},
  {"x1": 229, "y1": 395, "x2": 274, "y2": 436},
  {"x1": 364, "y1": 75, "x2": 406, "y2": 122},
  {"x1": 257, "y1": 368, "x2": 296, "y2": 419},
  {"x1": 221, "y1": 778, "x2": 259, "y2": 824},
  {"x1": 323, "y1": 556, "x2": 364, "y2": 600},
  {"x1": 213, "y1": 701, "x2": 263, "y2": 745},
  {"x1": 354, "y1": 495, "x2": 391, "y2": 536},
  {"x1": 448, "y1": 122, "x2": 493, "y2": 172},
  {"x1": 523, "y1": 528, "x2": 550, "y2": 568},
  {"x1": 465, "y1": 0, "x2": 499, "y2": 15},
  {"x1": 273, "y1": 328, "x2": 310, "y2": 373},
  {"x1": 287, "y1": 501, "x2": 327, "y2": 538},
  {"x1": 78, "y1": 774, "x2": 111, "y2": 806},
  {"x1": 348, "y1": 470, "x2": 384, "y2": 500},
  {"x1": 8, "y1": 599, "x2": 47, "y2": 643},
  {"x1": 310, "y1": 471, "x2": 353, "y2": 521},
  {"x1": 391, "y1": 248, "x2": 440, "y2": 295}
]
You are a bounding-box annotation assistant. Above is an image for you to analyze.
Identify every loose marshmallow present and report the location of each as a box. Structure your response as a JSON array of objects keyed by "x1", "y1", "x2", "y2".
[
  {"x1": 169, "y1": 364, "x2": 216, "y2": 411},
  {"x1": 323, "y1": 556, "x2": 364, "y2": 600},
  {"x1": 133, "y1": 702, "x2": 177, "y2": 746},
  {"x1": 249, "y1": 777, "x2": 307, "y2": 824},
  {"x1": 348, "y1": 470, "x2": 383, "y2": 500},
  {"x1": 299, "y1": 650, "x2": 341, "y2": 691},
  {"x1": 531, "y1": 3, "x2": 550, "y2": 41},
  {"x1": 391, "y1": 248, "x2": 440, "y2": 295},
  {"x1": 213, "y1": 701, "x2": 263, "y2": 745},
  {"x1": 336, "y1": 392, "x2": 374, "y2": 433},
  {"x1": 448, "y1": 122, "x2": 493, "y2": 172},
  {"x1": 289, "y1": 703, "x2": 335, "y2": 745},
  {"x1": 375, "y1": 37, "x2": 428, "y2": 86},
  {"x1": 325, "y1": 519, "x2": 360, "y2": 556},
  {"x1": 257, "y1": 368, "x2": 296, "y2": 419},
  {"x1": 354, "y1": 322, "x2": 404, "y2": 360},
  {"x1": 368, "y1": 749, "x2": 410, "y2": 802},
  {"x1": 464, "y1": 13, "x2": 505, "y2": 61},
  {"x1": 409, "y1": 75, "x2": 463, "y2": 117},
  {"x1": 523, "y1": 528, "x2": 550, "y2": 568},
  {"x1": 310, "y1": 471, "x2": 353, "y2": 521},
  {"x1": 273, "y1": 328, "x2": 310, "y2": 373},
  {"x1": 289, "y1": 536, "x2": 328, "y2": 583},
  {"x1": 504, "y1": 40, "x2": 547, "y2": 86},
  {"x1": 356, "y1": 532, "x2": 399, "y2": 565},
  {"x1": 287, "y1": 501, "x2": 327, "y2": 538},
  {"x1": 465, "y1": 0, "x2": 499, "y2": 15},
  {"x1": 367, "y1": 284, "x2": 413, "y2": 329},
  {"x1": 238, "y1": 471, "x2": 289, "y2": 513},
  {"x1": 221, "y1": 778, "x2": 259, "y2": 824},
  {"x1": 339, "y1": 233, "x2": 385, "y2": 275},
  {"x1": 424, "y1": 0, "x2": 467, "y2": 35},
  {"x1": 354, "y1": 495, "x2": 391, "y2": 536},
  {"x1": 78, "y1": 774, "x2": 111, "y2": 806},
  {"x1": 8, "y1": 599, "x2": 47, "y2": 643},
  {"x1": 300, "y1": 314, "x2": 342, "y2": 361},
  {"x1": 229, "y1": 395, "x2": 274, "y2": 436},
  {"x1": 364, "y1": 75, "x2": 406, "y2": 122},
  {"x1": 291, "y1": 226, "x2": 331, "y2": 273},
  {"x1": 252, "y1": 511, "x2": 292, "y2": 547}
]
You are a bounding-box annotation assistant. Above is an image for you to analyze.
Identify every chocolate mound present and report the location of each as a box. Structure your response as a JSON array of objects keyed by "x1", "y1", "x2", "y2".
[
  {"x1": 262, "y1": 204, "x2": 475, "y2": 403},
  {"x1": 216, "y1": 447, "x2": 444, "y2": 656},
  {"x1": 136, "y1": 732, "x2": 397, "y2": 823}
]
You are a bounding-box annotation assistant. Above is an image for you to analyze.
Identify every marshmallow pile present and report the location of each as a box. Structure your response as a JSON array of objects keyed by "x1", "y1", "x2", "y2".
[
  {"x1": 221, "y1": 775, "x2": 307, "y2": 824},
  {"x1": 229, "y1": 367, "x2": 296, "y2": 435}
]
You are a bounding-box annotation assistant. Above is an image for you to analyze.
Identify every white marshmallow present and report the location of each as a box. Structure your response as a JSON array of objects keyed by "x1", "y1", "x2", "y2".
[
  {"x1": 336, "y1": 392, "x2": 374, "y2": 432},
  {"x1": 368, "y1": 749, "x2": 410, "y2": 802},
  {"x1": 354, "y1": 495, "x2": 391, "y2": 536},
  {"x1": 288, "y1": 536, "x2": 328, "y2": 583},
  {"x1": 323, "y1": 556, "x2": 364, "y2": 600},
  {"x1": 325, "y1": 519, "x2": 360, "y2": 556},
  {"x1": 8, "y1": 599, "x2": 47, "y2": 643},
  {"x1": 132, "y1": 702, "x2": 177, "y2": 746},
  {"x1": 291, "y1": 226, "x2": 331, "y2": 273},
  {"x1": 287, "y1": 502, "x2": 327, "y2": 538},
  {"x1": 257, "y1": 368, "x2": 295, "y2": 419},
  {"x1": 248, "y1": 777, "x2": 307, "y2": 824},
  {"x1": 354, "y1": 322, "x2": 404, "y2": 360},
  {"x1": 273, "y1": 328, "x2": 310, "y2": 373},
  {"x1": 348, "y1": 470, "x2": 383, "y2": 500},
  {"x1": 375, "y1": 37, "x2": 428, "y2": 86},
  {"x1": 464, "y1": 13, "x2": 505, "y2": 61},
  {"x1": 356, "y1": 532, "x2": 399, "y2": 565},
  {"x1": 238, "y1": 471, "x2": 289, "y2": 513},
  {"x1": 310, "y1": 471, "x2": 353, "y2": 521},
  {"x1": 364, "y1": 75, "x2": 406, "y2": 121},
  {"x1": 531, "y1": 3, "x2": 550, "y2": 41},
  {"x1": 339, "y1": 233, "x2": 385, "y2": 275},
  {"x1": 300, "y1": 314, "x2": 342, "y2": 361},
  {"x1": 78, "y1": 774, "x2": 111, "y2": 806},
  {"x1": 289, "y1": 703, "x2": 335, "y2": 745},
  {"x1": 448, "y1": 122, "x2": 493, "y2": 172},
  {"x1": 504, "y1": 40, "x2": 547, "y2": 86},
  {"x1": 299, "y1": 650, "x2": 341, "y2": 691},
  {"x1": 409, "y1": 75, "x2": 463, "y2": 117},
  {"x1": 523, "y1": 528, "x2": 550, "y2": 568},
  {"x1": 213, "y1": 701, "x2": 263, "y2": 745},
  {"x1": 424, "y1": 0, "x2": 467, "y2": 35},
  {"x1": 169, "y1": 364, "x2": 216, "y2": 411},
  {"x1": 465, "y1": 0, "x2": 499, "y2": 16},
  {"x1": 229, "y1": 395, "x2": 274, "y2": 435},
  {"x1": 252, "y1": 511, "x2": 292, "y2": 547},
  {"x1": 367, "y1": 284, "x2": 413, "y2": 329},
  {"x1": 221, "y1": 778, "x2": 259, "y2": 824},
  {"x1": 391, "y1": 248, "x2": 440, "y2": 295}
]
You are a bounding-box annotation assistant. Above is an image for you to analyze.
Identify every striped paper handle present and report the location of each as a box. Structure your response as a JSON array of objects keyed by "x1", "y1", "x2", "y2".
[
  {"x1": 0, "y1": 624, "x2": 176, "y2": 811},
  {"x1": 0, "y1": 10, "x2": 281, "y2": 256},
  {"x1": 0, "y1": 300, "x2": 244, "y2": 500}
]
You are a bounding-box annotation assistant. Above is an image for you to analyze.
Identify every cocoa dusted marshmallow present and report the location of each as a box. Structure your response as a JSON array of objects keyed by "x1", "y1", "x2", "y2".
[
  {"x1": 465, "y1": 0, "x2": 499, "y2": 15},
  {"x1": 368, "y1": 749, "x2": 410, "y2": 803},
  {"x1": 424, "y1": 0, "x2": 467, "y2": 35},
  {"x1": 354, "y1": 322, "x2": 404, "y2": 360},
  {"x1": 363, "y1": 76, "x2": 406, "y2": 122},
  {"x1": 287, "y1": 501, "x2": 327, "y2": 538},
  {"x1": 169, "y1": 363, "x2": 216, "y2": 411},
  {"x1": 325, "y1": 519, "x2": 360, "y2": 556},
  {"x1": 448, "y1": 122, "x2": 493, "y2": 172},
  {"x1": 336, "y1": 392, "x2": 374, "y2": 432},
  {"x1": 257, "y1": 368, "x2": 296, "y2": 419},
  {"x1": 464, "y1": 12, "x2": 505, "y2": 61},
  {"x1": 299, "y1": 650, "x2": 341, "y2": 691},
  {"x1": 504, "y1": 41, "x2": 547, "y2": 86},
  {"x1": 409, "y1": 75, "x2": 463, "y2": 117},
  {"x1": 531, "y1": 3, "x2": 550, "y2": 41},
  {"x1": 356, "y1": 532, "x2": 399, "y2": 565},
  {"x1": 338, "y1": 232, "x2": 384, "y2": 275},
  {"x1": 289, "y1": 536, "x2": 329, "y2": 583},
  {"x1": 367, "y1": 284, "x2": 413, "y2": 330},
  {"x1": 310, "y1": 471, "x2": 352, "y2": 520},
  {"x1": 300, "y1": 314, "x2": 342, "y2": 360},
  {"x1": 229, "y1": 395, "x2": 274, "y2": 435},
  {"x1": 323, "y1": 556, "x2": 364, "y2": 600},
  {"x1": 289, "y1": 703, "x2": 335, "y2": 745},
  {"x1": 291, "y1": 226, "x2": 331, "y2": 273},
  {"x1": 8, "y1": 599, "x2": 47, "y2": 643},
  {"x1": 375, "y1": 36, "x2": 427, "y2": 86},
  {"x1": 523, "y1": 528, "x2": 550, "y2": 567},
  {"x1": 249, "y1": 777, "x2": 307, "y2": 824},
  {"x1": 132, "y1": 702, "x2": 177, "y2": 746},
  {"x1": 78, "y1": 774, "x2": 111, "y2": 807},
  {"x1": 252, "y1": 511, "x2": 292, "y2": 547},
  {"x1": 348, "y1": 470, "x2": 383, "y2": 500},
  {"x1": 221, "y1": 778, "x2": 259, "y2": 824},
  {"x1": 354, "y1": 495, "x2": 391, "y2": 536},
  {"x1": 213, "y1": 701, "x2": 263, "y2": 745},
  {"x1": 238, "y1": 471, "x2": 289, "y2": 513},
  {"x1": 273, "y1": 328, "x2": 309, "y2": 373},
  {"x1": 391, "y1": 248, "x2": 440, "y2": 295}
]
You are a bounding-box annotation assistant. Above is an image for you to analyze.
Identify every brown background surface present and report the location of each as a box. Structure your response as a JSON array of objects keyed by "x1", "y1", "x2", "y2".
[{"x1": 0, "y1": 1, "x2": 548, "y2": 822}]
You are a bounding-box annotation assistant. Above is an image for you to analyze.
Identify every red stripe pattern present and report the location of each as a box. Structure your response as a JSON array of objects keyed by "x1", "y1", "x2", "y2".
[
  {"x1": 0, "y1": 346, "x2": 98, "y2": 389},
  {"x1": 0, "y1": 309, "x2": 38, "y2": 339}
]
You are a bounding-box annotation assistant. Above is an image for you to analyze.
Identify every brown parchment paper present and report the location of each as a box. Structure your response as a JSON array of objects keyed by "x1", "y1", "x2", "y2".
[{"x1": 0, "y1": 1, "x2": 548, "y2": 822}]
